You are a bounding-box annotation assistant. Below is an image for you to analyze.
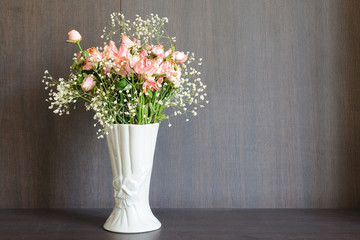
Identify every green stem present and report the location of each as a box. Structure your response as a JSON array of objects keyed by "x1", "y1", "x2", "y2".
[
  {"x1": 78, "y1": 95, "x2": 91, "y2": 103},
  {"x1": 77, "y1": 42, "x2": 83, "y2": 52}
]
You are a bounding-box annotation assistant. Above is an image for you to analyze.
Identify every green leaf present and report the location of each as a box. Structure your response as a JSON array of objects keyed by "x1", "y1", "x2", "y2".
[
  {"x1": 157, "y1": 114, "x2": 166, "y2": 121},
  {"x1": 116, "y1": 79, "x2": 127, "y2": 90},
  {"x1": 119, "y1": 95, "x2": 124, "y2": 105}
]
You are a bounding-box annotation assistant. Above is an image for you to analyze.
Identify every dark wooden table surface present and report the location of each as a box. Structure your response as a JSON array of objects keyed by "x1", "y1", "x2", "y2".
[{"x1": 0, "y1": 209, "x2": 360, "y2": 240}]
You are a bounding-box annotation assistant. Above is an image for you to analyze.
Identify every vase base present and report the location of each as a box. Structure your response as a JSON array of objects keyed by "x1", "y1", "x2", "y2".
[
  {"x1": 103, "y1": 222, "x2": 161, "y2": 233},
  {"x1": 103, "y1": 206, "x2": 161, "y2": 233},
  {"x1": 103, "y1": 224, "x2": 161, "y2": 234}
]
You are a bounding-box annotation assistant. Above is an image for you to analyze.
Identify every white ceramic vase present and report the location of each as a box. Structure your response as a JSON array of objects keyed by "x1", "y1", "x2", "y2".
[{"x1": 103, "y1": 123, "x2": 161, "y2": 233}]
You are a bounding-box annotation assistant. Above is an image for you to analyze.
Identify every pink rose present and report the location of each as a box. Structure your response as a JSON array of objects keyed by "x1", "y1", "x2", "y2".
[
  {"x1": 134, "y1": 57, "x2": 157, "y2": 76},
  {"x1": 117, "y1": 44, "x2": 129, "y2": 58},
  {"x1": 142, "y1": 76, "x2": 164, "y2": 93},
  {"x1": 81, "y1": 75, "x2": 96, "y2": 91},
  {"x1": 114, "y1": 57, "x2": 128, "y2": 75},
  {"x1": 129, "y1": 55, "x2": 141, "y2": 68},
  {"x1": 166, "y1": 66, "x2": 182, "y2": 86},
  {"x1": 68, "y1": 30, "x2": 82, "y2": 42},
  {"x1": 156, "y1": 59, "x2": 174, "y2": 75},
  {"x1": 125, "y1": 62, "x2": 133, "y2": 74},
  {"x1": 89, "y1": 47, "x2": 102, "y2": 58},
  {"x1": 83, "y1": 62, "x2": 93, "y2": 70},
  {"x1": 103, "y1": 40, "x2": 118, "y2": 60},
  {"x1": 151, "y1": 45, "x2": 164, "y2": 55},
  {"x1": 174, "y1": 51, "x2": 187, "y2": 63},
  {"x1": 108, "y1": 40, "x2": 118, "y2": 52},
  {"x1": 120, "y1": 54, "x2": 139, "y2": 74},
  {"x1": 83, "y1": 47, "x2": 102, "y2": 70},
  {"x1": 122, "y1": 35, "x2": 135, "y2": 48},
  {"x1": 117, "y1": 35, "x2": 137, "y2": 58},
  {"x1": 142, "y1": 77, "x2": 158, "y2": 93},
  {"x1": 156, "y1": 53, "x2": 165, "y2": 64},
  {"x1": 156, "y1": 62, "x2": 167, "y2": 75}
]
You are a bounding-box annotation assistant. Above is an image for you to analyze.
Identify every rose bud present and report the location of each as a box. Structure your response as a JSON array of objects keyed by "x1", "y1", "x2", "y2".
[
  {"x1": 81, "y1": 75, "x2": 96, "y2": 91},
  {"x1": 67, "y1": 30, "x2": 82, "y2": 43}
]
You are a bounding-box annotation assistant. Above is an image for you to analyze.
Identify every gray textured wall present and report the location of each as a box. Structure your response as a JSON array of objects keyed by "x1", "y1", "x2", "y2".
[{"x1": 1, "y1": 0, "x2": 360, "y2": 208}]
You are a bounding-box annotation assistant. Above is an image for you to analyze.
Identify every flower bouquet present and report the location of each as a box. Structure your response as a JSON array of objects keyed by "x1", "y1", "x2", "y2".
[
  {"x1": 43, "y1": 13, "x2": 207, "y2": 233},
  {"x1": 43, "y1": 13, "x2": 207, "y2": 138}
]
